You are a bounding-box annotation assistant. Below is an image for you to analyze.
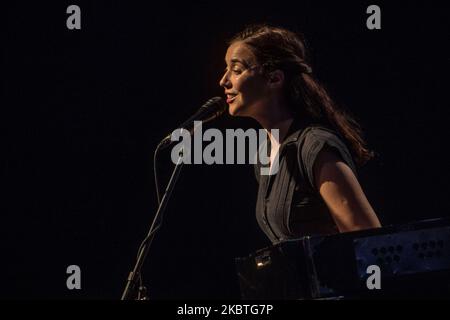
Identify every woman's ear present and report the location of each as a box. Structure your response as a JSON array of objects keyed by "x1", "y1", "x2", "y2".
[{"x1": 267, "y1": 70, "x2": 285, "y2": 88}]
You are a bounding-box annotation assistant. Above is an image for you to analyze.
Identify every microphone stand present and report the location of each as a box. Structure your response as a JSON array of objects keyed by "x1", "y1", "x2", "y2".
[
  {"x1": 120, "y1": 98, "x2": 226, "y2": 300},
  {"x1": 121, "y1": 146, "x2": 185, "y2": 300}
]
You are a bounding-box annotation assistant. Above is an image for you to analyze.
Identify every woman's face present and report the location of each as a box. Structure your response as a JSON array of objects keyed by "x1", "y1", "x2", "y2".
[{"x1": 219, "y1": 42, "x2": 269, "y2": 116}]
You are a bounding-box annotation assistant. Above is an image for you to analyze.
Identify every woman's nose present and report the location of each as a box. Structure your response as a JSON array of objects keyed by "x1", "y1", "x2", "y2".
[{"x1": 219, "y1": 72, "x2": 230, "y2": 88}]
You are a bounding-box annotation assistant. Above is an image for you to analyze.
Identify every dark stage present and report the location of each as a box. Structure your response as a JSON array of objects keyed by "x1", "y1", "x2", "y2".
[{"x1": 3, "y1": 1, "x2": 450, "y2": 300}]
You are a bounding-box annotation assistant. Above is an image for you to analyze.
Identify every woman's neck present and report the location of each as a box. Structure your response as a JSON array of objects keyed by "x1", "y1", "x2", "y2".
[
  {"x1": 266, "y1": 117, "x2": 293, "y2": 148},
  {"x1": 254, "y1": 106, "x2": 295, "y2": 146},
  {"x1": 258, "y1": 115, "x2": 294, "y2": 173}
]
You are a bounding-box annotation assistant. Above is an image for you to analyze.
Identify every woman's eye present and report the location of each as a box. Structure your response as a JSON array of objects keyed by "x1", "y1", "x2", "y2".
[{"x1": 232, "y1": 68, "x2": 242, "y2": 74}]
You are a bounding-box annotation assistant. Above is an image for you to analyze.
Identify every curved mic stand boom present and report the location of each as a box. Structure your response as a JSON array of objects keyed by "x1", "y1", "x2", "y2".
[
  {"x1": 121, "y1": 142, "x2": 185, "y2": 300},
  {"x1": 120, "y1": 97, "x2": 227, "y2": 300}
]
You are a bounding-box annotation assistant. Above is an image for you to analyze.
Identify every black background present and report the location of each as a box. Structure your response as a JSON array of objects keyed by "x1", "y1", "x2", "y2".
[{"x1": 3, "y1": 1, "x2": 449, "y2": 299}]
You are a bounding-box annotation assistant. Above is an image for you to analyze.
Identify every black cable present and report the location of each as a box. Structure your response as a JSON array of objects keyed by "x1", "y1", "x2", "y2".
[
  {"x1": 130, "y1": 140, "x2": 165, "y2": 299},
  {"x1": 154, "y1": 142, "x2": 164, "y2": 205}
]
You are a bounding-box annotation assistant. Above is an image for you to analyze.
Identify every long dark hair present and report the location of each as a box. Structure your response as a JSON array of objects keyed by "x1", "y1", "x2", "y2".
[{"x1": 230, "y1": 24, "x2": 374, "y2": 166}]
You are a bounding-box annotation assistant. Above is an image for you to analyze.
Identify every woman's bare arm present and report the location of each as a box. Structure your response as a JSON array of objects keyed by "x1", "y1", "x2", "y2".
[{"x1": 313, "y1": 147, "x2": 381, "y2": 232}]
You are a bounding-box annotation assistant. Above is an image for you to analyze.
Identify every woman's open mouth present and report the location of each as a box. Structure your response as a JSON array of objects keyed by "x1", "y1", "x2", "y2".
[{"x1": 226, "y1": 94, "x2": 237, "y2": 104}]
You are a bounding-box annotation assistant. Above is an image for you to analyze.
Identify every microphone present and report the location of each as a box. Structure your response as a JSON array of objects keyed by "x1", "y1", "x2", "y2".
[{"x1": 158, "y1": 97, "x2": 228, "y2": 150}]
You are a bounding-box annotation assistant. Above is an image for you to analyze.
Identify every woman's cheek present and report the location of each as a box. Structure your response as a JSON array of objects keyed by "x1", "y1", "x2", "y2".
[{"x1": 234, "y1": 77, "x2": 243, "y2": 90}]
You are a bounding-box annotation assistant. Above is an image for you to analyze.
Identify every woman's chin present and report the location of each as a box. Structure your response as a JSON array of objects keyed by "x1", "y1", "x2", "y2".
[
  {"x1": 228, "y1": 104, "x2": 239, "y2": 116},
  {"x1": 228, "y1": 103, "x2": 246, "y2": 116}
]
